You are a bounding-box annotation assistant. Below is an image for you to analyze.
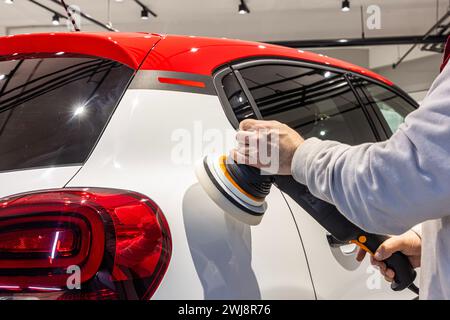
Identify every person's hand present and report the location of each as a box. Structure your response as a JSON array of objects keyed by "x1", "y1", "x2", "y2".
[
  {"x1": 230, "y1": 119, "x2": 304, "y2": 175},
  {"x1": 356, "y1": 230, "x2": 421, "y2": 282}
]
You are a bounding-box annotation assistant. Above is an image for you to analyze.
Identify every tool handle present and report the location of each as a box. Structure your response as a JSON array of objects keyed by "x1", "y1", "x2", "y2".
[
  {"x1": 275, "y1": 176, "x2": 417, "y2": 292},
  {"x1": 361, "y1": 234, "x2": 416, "y2": 291}
]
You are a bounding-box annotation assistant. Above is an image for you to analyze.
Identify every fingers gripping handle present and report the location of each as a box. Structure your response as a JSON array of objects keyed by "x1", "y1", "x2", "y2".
[
  {"x1": 362, "y1": 234, "x2": 417, "y2": 291},
  {"x1": 387, "y1": 253, "x2": 417, "y2": 291}
]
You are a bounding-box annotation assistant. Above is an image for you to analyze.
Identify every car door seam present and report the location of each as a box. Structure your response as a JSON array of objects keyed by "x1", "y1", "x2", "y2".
[{"x1": 280, "y1": 190, "x2": 318, "y2": 300}]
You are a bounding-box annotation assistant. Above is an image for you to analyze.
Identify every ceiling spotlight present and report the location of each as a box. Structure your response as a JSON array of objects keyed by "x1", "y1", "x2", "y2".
[
  {"x1": 52, "y1": 14, "x2": 60, "y2": 26},
  {"x1": 141, "y1": 9, "x2": 149, "y2": 20},
  {"x1": 0, "y1": 74, "x2": 7, "y2": 81},
  {"x1": 238, "y1": 0, "x2": 250, "y2": 14},
  {"x1": 4, "y1": 0, "x2": 14, "y2": 4},
  {"x1": 341, "y1": 0, "x2": 350, "y2": 12},
  {"x1": 324, "y1": 71, "x2": 331, "y2": 78}
]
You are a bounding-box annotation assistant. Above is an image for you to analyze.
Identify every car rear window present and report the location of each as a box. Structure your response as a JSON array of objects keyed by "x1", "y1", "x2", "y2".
[{"x1": 0, "y1": 54, "x2": 134, "y2": 172}]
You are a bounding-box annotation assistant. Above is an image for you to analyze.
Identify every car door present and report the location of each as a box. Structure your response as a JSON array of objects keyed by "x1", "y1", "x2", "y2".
[
  {"x1": 225, "y1": 59, "x2": 416, "y2": 299},
  {"x1": 65, "y1": 68, "x2": 316, "y2": 300}
]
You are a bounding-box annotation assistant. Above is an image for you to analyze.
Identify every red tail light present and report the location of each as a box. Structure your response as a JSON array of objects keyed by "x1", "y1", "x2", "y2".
[
  {"x1": 0, "y1": 188, "x2": 172, "y2": 300},
  {"x1": 0, "y1": 228, "x2": 76, "y2": 255}
]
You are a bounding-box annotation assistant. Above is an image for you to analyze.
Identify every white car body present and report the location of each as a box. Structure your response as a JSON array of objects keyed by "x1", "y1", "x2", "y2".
[
  {"x1": 0, "y1": 88, "x2": 414, "y2": 299},
  {"x1": 0, "y1": 32, "x2": 418, "y2": 300}
]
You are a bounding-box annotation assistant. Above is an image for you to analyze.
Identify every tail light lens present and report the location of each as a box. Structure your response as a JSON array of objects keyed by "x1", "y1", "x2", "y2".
[{"x1": 0, "y1": 188, "x2": 172, "y2": 300}]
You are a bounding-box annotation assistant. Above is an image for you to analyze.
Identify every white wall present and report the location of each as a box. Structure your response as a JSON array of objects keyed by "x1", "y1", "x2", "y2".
[
  {"x1": 311, "y1": 48, "x2": 370, "y2": 69},
  {"x1": 0, "y1": 0, "x2": 447, "y2": 41},
  {"x1": 311, "y1": 46, "x2": 442, "y2": 102},
  {"x1": 374, "y1": 54, "x2": 442, "y2": 101},
  {"x1": 1, "y1": 0, "x2": 444, "y2": 103}
]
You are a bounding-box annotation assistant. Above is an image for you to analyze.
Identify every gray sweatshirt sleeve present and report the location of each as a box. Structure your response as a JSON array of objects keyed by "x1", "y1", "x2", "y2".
[{"x1": 291, "y1": 63, "x2": 450, "y2": 235}]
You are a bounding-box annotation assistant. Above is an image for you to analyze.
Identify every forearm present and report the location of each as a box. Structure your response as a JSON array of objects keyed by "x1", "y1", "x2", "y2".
[
  {"x1": 291, "y1": 128, "x2": 450, "y2": 235},
  {"x1": 290, "y1": 63, "x2": 450, "y2": 234}
]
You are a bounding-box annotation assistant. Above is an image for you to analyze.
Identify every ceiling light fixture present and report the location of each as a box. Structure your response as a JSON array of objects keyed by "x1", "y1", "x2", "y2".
[
  {"x1": 238, "y1": 0, "x2": 250, "y2": 14},
  {"x1": 134, "y1": 0, "x2": 157, "y2": 20},
  {"x1": 0, "y1": 74, "x2": 7, "y2": 81},
  {"x1": 52, "y1": 13, "x2": 60, "y2": 26},
  {"x1": 341, "y1": 0, "x2": 350, "y2": 12},
  {"x1": 4, "y1": 0, "x2": 14, "y2": 4},
  {"x1": 141, "y1": 9, "x2": 149, "y2": 20}
]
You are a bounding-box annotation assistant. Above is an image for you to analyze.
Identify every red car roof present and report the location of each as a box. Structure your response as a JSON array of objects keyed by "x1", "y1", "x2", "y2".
[
  {"x1": 0, "y1": 32, "x2": 392, "y2": 86},
  {"x1": 0, "y1": 32, "x2": 161, "y2": 70}
]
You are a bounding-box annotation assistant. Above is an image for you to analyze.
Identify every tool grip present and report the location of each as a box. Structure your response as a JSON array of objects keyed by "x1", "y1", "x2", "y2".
[
  {"x1": 362, "y1": 234, "x2": 417, "y2": 291},
  {"x1": 275, "y1": 176, "x2": 417, "y2": 292}
]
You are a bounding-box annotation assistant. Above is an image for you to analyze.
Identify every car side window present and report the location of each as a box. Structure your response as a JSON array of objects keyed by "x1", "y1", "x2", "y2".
[
  {"x1": 235, "y1": 64, "x2": 377, "y2": 145},
  {"x1": 363, "y1": 82, "x2": 416, "y2": 134}
]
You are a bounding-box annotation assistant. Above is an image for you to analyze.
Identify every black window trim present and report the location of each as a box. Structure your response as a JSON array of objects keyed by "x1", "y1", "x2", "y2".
[
  {"x1": 353, "y1": 77, "x2": 394, "y2": 137},
  {"x1": 214, "y1": 57, "x2": 418, "y2": 143},
  {"x1": 233, "y1": 69, "x2": 264, "y2": 120},
  {"x1": 349, "y1": 75, "x2": 418, "y2": 137},
  {"x1": 344, "y1": 73, "x2": 383, "y2": 141},
  {"x1": 214, "y1": 66, "x2": 242, "y2": 128},
  {"x1": 214, "y1": 58, "x2": 382, "y2": 140},
  {"x1": 229, "y1": 57, "x2": 418, "y2": 109}
]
